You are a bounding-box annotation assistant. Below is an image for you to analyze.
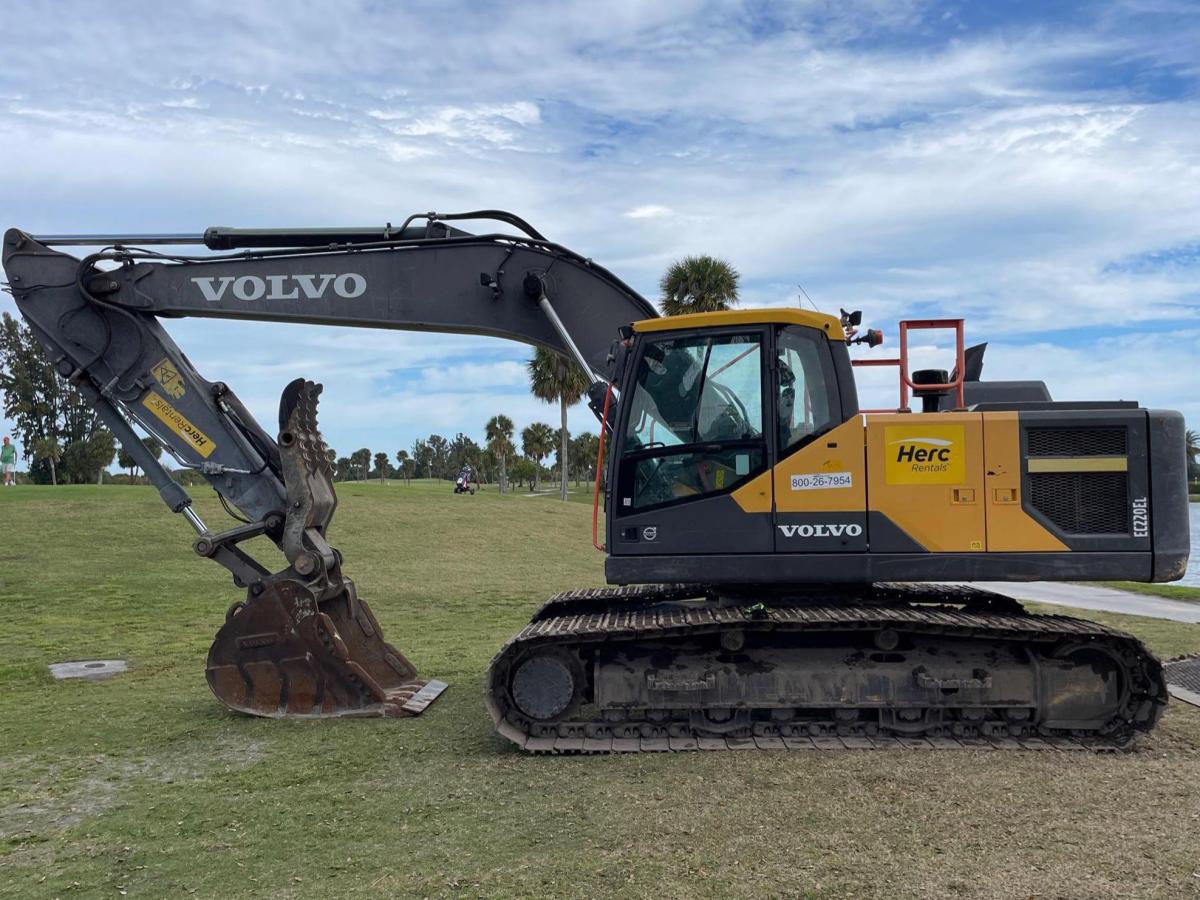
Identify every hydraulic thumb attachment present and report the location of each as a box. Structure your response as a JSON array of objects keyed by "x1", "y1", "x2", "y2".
[{"x1": 206, "y1": 380, "x2": 448, "y2": 717}]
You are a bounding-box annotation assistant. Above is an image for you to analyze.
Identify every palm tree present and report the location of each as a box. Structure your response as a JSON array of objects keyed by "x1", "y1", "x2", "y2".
[
  {"x1": 32, "y1": 436, "x2": 61, "y2": 486},
  {"x1": 571, "y1": 432, "x2": 599, "y2": 485},
  {"x1": 1186, "y1": 429, "x2": 1199, "y2": 482},
  {"x1": 521, "y1": 422, "x2": 555, "y2": 492},
  {"x1": 395, "y1": 449, "x2": 410, "y2": 485},
  {"x1": 116, "y1": 437, "x2": 160, "y2": 483},
  {"x1": 659, "y1": 255, "x2": 740, "y2": 316},
  {"x1": 374, "y1": 451, "x2": 390, "y2": 484},
  {"x1": 485, "y1": 414, "x2": 516, "y2": 494},
  {"x1": 528, "y1": 349, "x2": 590, "y2": 500},
  {"x1": 350, "y1": 448, "x2": 371, "y2": 481},
  {"x1": 117, "y1": 445, "x2": 138, "y2": 481}
]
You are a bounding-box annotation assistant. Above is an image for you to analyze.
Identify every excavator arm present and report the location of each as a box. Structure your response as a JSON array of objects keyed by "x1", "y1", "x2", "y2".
[{"x1": 1, "y1": 213, "x2": 657, "y2": 718}]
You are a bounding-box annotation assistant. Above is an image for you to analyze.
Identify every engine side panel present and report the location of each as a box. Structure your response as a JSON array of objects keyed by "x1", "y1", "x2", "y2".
[
  {"x1": 1016, "y1": 408, "x2": 1151, "y2": 554},
  {"x1": 983, "y1": 412, "x2": 1070, "y2": 551},
  {"x1": 866, "y1": 412, "x2": 986, "y2": 552}
]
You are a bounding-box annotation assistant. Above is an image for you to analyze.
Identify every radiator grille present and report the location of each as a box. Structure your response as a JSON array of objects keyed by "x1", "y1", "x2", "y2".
[
  {"x1": 1028, "y1": 472, "x2": 1129, "y2": 534},
  {"x1": 1026, "y1": 427, "x2": 1126, "y2": 457}
]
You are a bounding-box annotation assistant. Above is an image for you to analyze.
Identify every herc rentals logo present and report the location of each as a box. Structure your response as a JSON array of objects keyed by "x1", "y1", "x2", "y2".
[{"x1": 884, "y1": 425, "x2": 965, "y2": 484}]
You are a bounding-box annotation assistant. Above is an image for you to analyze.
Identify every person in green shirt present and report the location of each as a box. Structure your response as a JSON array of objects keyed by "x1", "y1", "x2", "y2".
[{"x1": 1, "y1": 436, "x2": 16, "y2": 486}]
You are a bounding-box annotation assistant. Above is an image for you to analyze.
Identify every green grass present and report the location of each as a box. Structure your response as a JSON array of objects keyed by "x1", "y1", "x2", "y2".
[
  {"x1": 1097, "y1": 582, "x2": 1200, "y2": 603},
  {"x1": 2, "y1": 483, "x2": 1200, "y2": 899}
]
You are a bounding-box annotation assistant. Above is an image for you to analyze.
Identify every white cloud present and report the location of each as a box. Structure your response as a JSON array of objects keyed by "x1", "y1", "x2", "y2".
[
  {"x1": 162, "y1": 96, "x2": 208, "y2": 110},
  {"x1": 1, "y1": 0, "x2": 1198, "y2": 462},
  {"x1": 367, "y1": 101, "x2": 541, "y2": 145},
  {"x1": 624, "y1": 205, "x2": 673, "y2": 219}
]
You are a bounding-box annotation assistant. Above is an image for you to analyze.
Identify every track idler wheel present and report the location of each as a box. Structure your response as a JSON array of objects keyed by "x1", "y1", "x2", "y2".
[
  {"x1": 205, "y1": 577, "x2": 446, "y2": 718},
  {"x1": 509, "y1": 650, "x2": 585, "y2": 722}
]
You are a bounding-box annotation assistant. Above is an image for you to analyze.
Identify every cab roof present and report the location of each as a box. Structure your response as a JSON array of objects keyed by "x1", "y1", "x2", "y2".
[{"x1": 631, "y1": 308, "x2": 845, "y2": 340}]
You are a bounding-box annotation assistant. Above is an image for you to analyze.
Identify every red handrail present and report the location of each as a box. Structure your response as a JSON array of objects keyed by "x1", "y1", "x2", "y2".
[{"x1": 851, "y1": 318, "x2": 965, "y2": 412}]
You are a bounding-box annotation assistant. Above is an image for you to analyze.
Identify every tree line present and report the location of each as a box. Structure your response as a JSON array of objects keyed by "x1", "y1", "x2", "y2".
[
  {"x1": 0, "y1": 313, "x2": 119, "y2": 484},
  {"x1": 324, "y1": 427, "x2": 602, "y2": 493}
]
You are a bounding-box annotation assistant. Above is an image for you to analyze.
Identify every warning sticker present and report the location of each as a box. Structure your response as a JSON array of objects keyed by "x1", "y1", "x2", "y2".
[
  {"x1": 150, "y1": 357, "x2": 186, "y2": 400},
  {"x1": 141, "y1": 392, "x2": 216, "y2": 458},
  {"x1": 790, "y1": 472, "x2": 853, "y2": 491}
]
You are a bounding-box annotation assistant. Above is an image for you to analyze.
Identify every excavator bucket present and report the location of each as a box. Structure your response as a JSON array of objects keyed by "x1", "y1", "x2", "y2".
[
  {"x1": 205, "y1": 380, "x2": 447, "y2": 718},
  {"x1": 206, "y1": 579, "x2": 447, "y2": 717}
]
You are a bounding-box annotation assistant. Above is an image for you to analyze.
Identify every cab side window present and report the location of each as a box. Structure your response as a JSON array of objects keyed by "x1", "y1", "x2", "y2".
[{"x1": 777, "y1": 325, "x2": 838, "y2": 455}]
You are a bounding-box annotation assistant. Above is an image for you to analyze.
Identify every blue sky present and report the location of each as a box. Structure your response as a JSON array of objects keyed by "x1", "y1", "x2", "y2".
[{"x1": 1, "y1": 0, "x2": 1198, "y2": 462}]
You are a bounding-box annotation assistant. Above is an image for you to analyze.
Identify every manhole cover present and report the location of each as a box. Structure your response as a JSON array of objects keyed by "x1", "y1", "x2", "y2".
[
  {"x1": 48, "y1": 660, "x2": 129, "y2": 681},
  {"x1": 1164, "y1": 657, "x2": 1200, "y2": 708}
]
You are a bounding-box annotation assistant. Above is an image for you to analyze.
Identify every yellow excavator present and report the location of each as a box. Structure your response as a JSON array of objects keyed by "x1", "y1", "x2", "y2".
[{"x1": 3, "y1": 210, "x2": 1189, "y2": 750}]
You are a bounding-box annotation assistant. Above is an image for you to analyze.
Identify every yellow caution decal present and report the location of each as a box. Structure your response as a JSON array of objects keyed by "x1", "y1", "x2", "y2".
[
  {"x1": 885, "y1": 424, "x2": 965, "y2": 484},
  {"x1": 141, "y1": 391, "x2": 216, "y2": 458},
  {"x1": 150, "y1": 357, "x2": 186, "y2": 399}
]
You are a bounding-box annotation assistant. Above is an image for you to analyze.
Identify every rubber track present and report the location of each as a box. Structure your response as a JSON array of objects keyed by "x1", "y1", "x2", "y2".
[
  {"x1": 486, "y1": 584, "x2": 1165, "y2": 754},
  {"x1": 529, "y1": 582, "x2": 1026, "y2": 621}
]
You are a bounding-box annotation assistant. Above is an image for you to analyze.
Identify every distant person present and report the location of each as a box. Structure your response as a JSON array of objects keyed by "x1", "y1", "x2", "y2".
[{"x1": 1, "y1": 437, "x2": 16, "y2": 487}]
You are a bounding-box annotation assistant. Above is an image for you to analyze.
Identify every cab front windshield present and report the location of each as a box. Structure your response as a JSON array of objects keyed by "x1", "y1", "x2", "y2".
[{"x1": 622, "y1": 332, "x2": 764, "y2": 510}]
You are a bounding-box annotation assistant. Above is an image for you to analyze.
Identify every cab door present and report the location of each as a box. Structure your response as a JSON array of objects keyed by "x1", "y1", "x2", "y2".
[
  {"x1": 610, "y1": 327, "x2": 774, "y2": 556},
  {"x1": 770, "y1": 324, "x2": 868, "y2": 552}
]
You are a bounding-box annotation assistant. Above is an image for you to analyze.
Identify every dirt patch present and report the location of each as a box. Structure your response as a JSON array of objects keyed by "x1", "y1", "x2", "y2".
[{"x1": 0, "y1": 736, "x2": 269, "y2": 840}]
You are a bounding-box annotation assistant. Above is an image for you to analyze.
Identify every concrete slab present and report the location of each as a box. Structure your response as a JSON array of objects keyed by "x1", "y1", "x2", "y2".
[
  {"x1": 953, "y1": 582, "x2": 1200, "y2": 624},
  {"x1": 1165, "y1": 657, "x2": 1200, "y2": 709},
  {"x1": 49, "y1": 659, "x2": 128, "y2": 681}
]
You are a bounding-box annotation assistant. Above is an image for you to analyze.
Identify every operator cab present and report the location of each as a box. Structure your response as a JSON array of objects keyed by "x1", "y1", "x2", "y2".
[{"x1": 610, "y1": 309, "x2": 856, "y2": 557}]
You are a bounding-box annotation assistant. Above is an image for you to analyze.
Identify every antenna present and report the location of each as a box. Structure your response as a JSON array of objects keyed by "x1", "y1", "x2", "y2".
[{"x1": 796, "y1": 283, "x2": 819, "y2": 312}]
